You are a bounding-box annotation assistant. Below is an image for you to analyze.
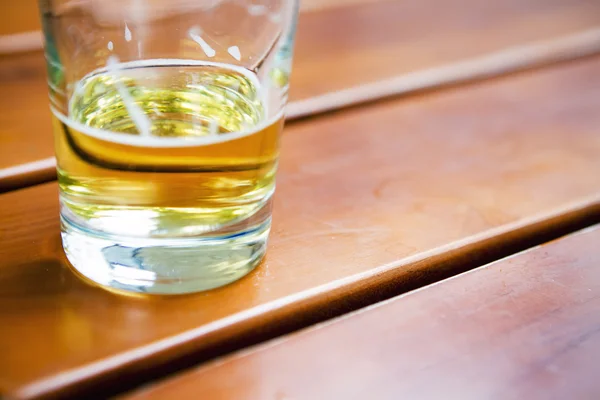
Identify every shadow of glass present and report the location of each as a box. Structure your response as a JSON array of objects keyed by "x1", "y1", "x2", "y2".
[{"x1": 0, "y1": 257, "x2": 77, "y2": 298}]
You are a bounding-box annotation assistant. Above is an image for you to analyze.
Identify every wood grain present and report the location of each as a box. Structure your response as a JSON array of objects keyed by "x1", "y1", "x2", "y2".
[
  {"x1": 2, "y1": 57, "x2": 600, "y2": 399},
  {"x1": 124, "y1": 224, "x2": 600, "y2": 400},
  {"x1": 2, "y1": 0, "x2": 600, "y2": 190}
]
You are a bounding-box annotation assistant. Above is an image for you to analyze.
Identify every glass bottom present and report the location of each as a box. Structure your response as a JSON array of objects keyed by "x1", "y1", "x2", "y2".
[{"x1": 60, "y1": 208, "x2": 270, "y2": 295}]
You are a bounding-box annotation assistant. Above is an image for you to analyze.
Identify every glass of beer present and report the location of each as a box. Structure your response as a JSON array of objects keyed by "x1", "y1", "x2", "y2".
[{"x1": 39, "y1": 0, "x2": 298, "y2": 294}]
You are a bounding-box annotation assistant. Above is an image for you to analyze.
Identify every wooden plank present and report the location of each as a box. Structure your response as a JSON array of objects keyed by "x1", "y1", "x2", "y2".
[
  {"x1": 0, "y1": 0, "x2": 40, "y2": 36},
  {"x1": 2, "y1": 0, "x2": 600, "y2": 191},
  {"x1": 123, "y1": 224, "x2": 600, "y2": 400},
  {"x1": 0, "y1": 52, "x2": 55, "y2": 191},
  {"x1": 0, "y1": 0, "x2": 373, "y2": 36},
  {"x1": 2, "y1": 57, "x2": 600, "y2": 398},
  {"x1": 290, "y1": 0, "x2": 600, "y2": 101}
]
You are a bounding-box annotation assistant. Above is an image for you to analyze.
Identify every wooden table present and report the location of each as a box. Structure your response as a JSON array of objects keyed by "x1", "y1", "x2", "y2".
[
  {"x1": 2, "y1": 56, "x2": 600, "y2": 399},
  {"x1": 1, "y1": 1, "x2": 600, "y2": 399},
  {"x1": 124, "y1": 224, "x2": 600, "y2": 400}
]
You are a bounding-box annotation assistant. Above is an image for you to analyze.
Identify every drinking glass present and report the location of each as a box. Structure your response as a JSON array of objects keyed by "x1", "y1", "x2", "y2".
[{"x1": 39, "y1": 0, "x2": 298, "y2": 294}]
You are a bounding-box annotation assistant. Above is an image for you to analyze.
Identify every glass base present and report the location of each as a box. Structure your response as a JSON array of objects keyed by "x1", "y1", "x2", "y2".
[{"x1": 61, "y1": 214, "x2": 269, "y2": 295}]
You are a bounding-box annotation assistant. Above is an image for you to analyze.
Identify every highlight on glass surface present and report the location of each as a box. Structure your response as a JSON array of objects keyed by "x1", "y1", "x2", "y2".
[{"x1": 39, "y1": 0, "x2": 298, "y2": 294}]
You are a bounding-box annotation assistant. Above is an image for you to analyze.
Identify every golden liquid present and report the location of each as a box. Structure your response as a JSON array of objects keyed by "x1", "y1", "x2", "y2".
[{"x1": 54, "y1": 62, "x2": 282, "y2": 238}]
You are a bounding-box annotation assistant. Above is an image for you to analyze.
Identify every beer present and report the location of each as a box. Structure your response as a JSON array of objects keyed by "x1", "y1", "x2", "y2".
[
  {"x1": 55, "y1": 59, "x2": 282, "y2": 235},
  {"x1": 54, "y1": 60, "x2": 283, "y2": 293}
]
